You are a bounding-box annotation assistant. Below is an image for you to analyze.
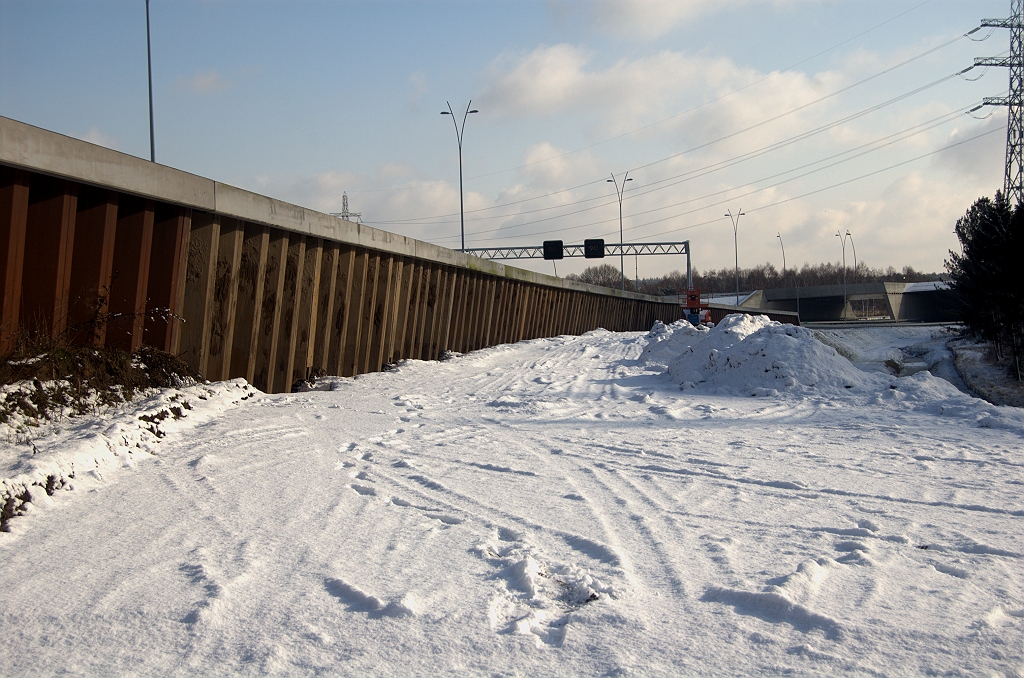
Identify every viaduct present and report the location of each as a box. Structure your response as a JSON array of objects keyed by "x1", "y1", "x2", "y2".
[{"x1": 0, "y1": 116, "x2": 796, "y2": 393}]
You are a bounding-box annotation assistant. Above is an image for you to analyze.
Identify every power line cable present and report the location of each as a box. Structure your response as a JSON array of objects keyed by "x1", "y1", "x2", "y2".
[
  {"x1": 369, "y1": 65, "x2": 978, "y2": 230},
  {"x1": 340, "y1": 2, "x2": 956, "y2": 206},
  {"x1": 450, "y1": 114, "x2": 1001, "y2": 246},
  {"x1": 430, "y1": 96, "x2": 983, "y2": 242},
  {"x1": 617, "y1": 126, "x2": 1005, "y2": 241}
]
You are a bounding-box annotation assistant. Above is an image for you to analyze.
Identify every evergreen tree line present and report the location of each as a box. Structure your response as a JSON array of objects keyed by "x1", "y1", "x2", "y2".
[
  {"x1": 945, "y1": 191, "x2": 1023, "y2": 381},
  {"x1": 565, "y1": 261, "x2": 942, "y2": 297}
]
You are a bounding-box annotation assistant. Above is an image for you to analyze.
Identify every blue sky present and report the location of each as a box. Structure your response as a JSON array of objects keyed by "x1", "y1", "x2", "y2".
[{"x1": 0, "y1": 0, "x2": 1012, "y2": 279}]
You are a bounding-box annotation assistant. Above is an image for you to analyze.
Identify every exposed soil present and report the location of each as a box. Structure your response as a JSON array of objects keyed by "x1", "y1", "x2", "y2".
[{"x1": 1, "y1": 342, "x2": 203, "y2": 429}]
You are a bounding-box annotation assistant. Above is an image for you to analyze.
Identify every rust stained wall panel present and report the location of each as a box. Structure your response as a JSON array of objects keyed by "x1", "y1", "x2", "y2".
[
  {"x1": 179, "y1": 212, "x2": 219, "y2": 374},
  {"x1": 341, "y1": 250, "x2": 368, "y2": 377},
  {"x1": 206, "y1": 218, "x2": 245, "y2": 382},
  {"x1": 293, "y1": 238, "x2": 323, "y2": 383},
  {"x1": 67, "y1": 187, "x2": 117, "y2": 347},
  {"x1": 21, "y1": 176, "x2": 77, "y2": 339},
  {"x1": 367, "y1": 254, "x2": 392, "y2": 373},
  {"x1": 253, "y1": 230, "x2": 288, "y2": 392},
  {"x1": 230, "y1": 223, "x2": 269, "y2": 383},
  {"x1": 105, "y1": 196, "x2": 154, "y2": 351},
  {"x1": 387, "y1": 258, "x2": 411, "y2": 365},
  {"x1": 327, "y1": 246, "x2": 355, "y2": 376},
  {"x1": 273, "y1": 235, "x2": 305, "y2": 391},
  {"x1": 144, "y1": 204, "x2": 191, "y2": 353},
  {"x1": 355, "y1": 253, "x2": 381, "y2": 375},
  {"x1": 382, "y1": 257, "x2": 405, "y2": 368},
  {"x1": 0, "y1": 168, "x2": 29, "y2": 353},
  {"x1": 312, "y1": 241, "x2": 339, "y2": 373},
  {"x1": 402, "y1": 262, "x2": 423, "y2": 360}
]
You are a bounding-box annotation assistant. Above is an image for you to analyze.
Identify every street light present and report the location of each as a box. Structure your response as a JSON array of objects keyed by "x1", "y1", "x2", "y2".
[
  {"x1": 845, "y1": 230, "x2": 857, "y2": 318},
  {"x1": 146, "y1": 0, "x2": 155, "y2": 162},
  {"x1": 725, "y1": 209, "x2": 744, "y2": 305},
  {"x1": 607, "y1": 172, "x2": 633, "y2": 290},
  {"x1": 835, "y1": 230, "x2": 848, "y2": 320},
  {"x1": 778, "y1": 231, "x2": 799, "y2": 321},
  {"x1": 776, "y1": 232, "x2": 786, "y2": 274},
  {"x1": 441, "y1": 101, "x2": 478, "y2": 251},
  {"x1": 846, "y1": 230, "x2": 857, "y2": 276}
]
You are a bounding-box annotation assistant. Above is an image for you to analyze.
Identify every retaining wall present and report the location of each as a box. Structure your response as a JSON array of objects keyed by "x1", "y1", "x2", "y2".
[{"x1": 1, "y1": 116, "x2": 796, "y2": 392}]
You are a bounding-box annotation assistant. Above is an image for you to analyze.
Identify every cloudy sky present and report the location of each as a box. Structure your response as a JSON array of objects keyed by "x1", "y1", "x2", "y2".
[{"x1": 0, "y1": 0, "x2": 1012, "y2": 279}]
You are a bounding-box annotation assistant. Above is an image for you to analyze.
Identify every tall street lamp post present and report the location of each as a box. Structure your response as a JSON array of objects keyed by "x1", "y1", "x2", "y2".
[
  {"x1": 846, "y1": 230, "x2": 857, "y2": 318},
  {"x1": 778, "y1": 232, "x2": 799, "y2": 321},
  {"x1": 607, "y1": 172, "x2": 632, "y2": 290},
  {"x1": 725, "y1": 209, "x2": 744, "y2": 305},
  {"x1": 146, "y1": 0, "x2": 155, "y2": 162},
  {"x1": 835, "y1": 230, "x2": 848, "y2": 320},
  {"x1": 441, "y1": 101, "x2": 478, "y2": 252}
]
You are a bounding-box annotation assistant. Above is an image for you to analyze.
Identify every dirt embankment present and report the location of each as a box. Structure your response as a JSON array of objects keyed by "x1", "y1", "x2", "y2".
[{"x1": 949, "y1": 340, "x2": 1024, "y2": 408}]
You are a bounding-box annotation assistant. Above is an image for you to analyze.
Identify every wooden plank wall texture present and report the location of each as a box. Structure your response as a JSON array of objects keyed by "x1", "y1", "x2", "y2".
[{"x1": 1, "y1": 163, "x2": 691, "y2": 393}]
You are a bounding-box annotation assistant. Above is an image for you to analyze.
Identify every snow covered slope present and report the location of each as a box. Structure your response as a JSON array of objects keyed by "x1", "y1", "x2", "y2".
[{"x1": 1, "y1": 319, "x2": 1022, "y2": 676}]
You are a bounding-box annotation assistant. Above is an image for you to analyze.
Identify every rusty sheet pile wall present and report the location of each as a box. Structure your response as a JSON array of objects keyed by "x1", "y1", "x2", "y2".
[
  {"x1": 0, "y1": 117, "x2": 796, "y2": 393},
  {"x1": 174, "y1": 211, "x2": 679, "y2": 393},
  {"x1": 1, "y1": 164, "x2": 684, "y2": 394}
]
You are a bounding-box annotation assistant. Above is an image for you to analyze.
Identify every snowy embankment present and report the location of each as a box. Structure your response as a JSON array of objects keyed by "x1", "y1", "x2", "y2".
[
  {"x1": 1, "y1": 380, "x2": 258, "y2": 532},
  {"x1": 1, "y1": 316, "x2": 1022, "y2": 676}
]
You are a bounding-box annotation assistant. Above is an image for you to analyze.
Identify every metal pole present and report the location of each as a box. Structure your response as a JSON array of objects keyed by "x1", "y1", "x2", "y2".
[
  {"x1": 777, "y1": 233, "x2": 786, "y2": 274},
  {"x1": 846, "y1": 230, "x2": 857, "y2": 276},
  {"x1": 685, "y1": 240, "x2": 692, "y2": 289},
  {"x1": 442, "y1": 101, "x2": 477, "y2": 252},
  {"x1": 726, "y1": 209, "x2": 744, "y2": 305},
  {"x1": 146, "y1": 0, "x2": 155, "y2": 163},
  {"x1": 608, "y1": 172, "x2": 632, "y2": 290},
  {"x1": 836, "y1": 231, "x2": 847, "y2": 320},
  {"x1": 846, "y1": 230, "x2": 857, "y2": 318}
]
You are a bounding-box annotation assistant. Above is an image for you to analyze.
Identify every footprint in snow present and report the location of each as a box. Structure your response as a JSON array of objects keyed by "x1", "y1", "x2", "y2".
[
  {"x1": 324, "y1": 578, "x2": 418, "y2": 618},
  {"x1": 475, "y1": 527, "x2": 615, "y2": 648},
  {"x1": 349, "y1": 484, "x2": 376, "y2": 497}
]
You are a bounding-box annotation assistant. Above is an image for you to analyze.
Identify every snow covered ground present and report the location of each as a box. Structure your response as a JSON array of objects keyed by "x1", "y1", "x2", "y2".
[{"x1": 2, "y1": 317, "x2": 1023, "y2": 676}]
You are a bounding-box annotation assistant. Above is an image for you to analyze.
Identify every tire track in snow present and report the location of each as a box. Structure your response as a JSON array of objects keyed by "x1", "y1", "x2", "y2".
[{"x1": 570, "y1": 461, "x2": 690, "y2": 596}]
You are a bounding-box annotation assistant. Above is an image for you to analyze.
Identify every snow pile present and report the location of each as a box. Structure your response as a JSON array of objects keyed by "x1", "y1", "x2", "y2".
[
  {"x1": 640, "y1": 319, "x2": 707, "y2": 367},
  {"x1": 650, "y1": 314, "x2": 883, "y2": 396},
  {"x1": 642, "y1": 314, "x2": 1024, "y2": 432}
]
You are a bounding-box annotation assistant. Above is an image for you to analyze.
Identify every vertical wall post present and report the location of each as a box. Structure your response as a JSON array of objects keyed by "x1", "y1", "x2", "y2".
[
  {"x1": 230, "y1": 223, "x2": 269, "y2": 382},
  {"x1": 105, "y1": 197, "x2": 154, "y2": 351},
  {"x1": 67, "y1": 188, "x2": 118, "y2": 347},
  {"x1": 205, "y1": 217, "x2": 245, "y2": 381},
  {"x1": 179, "y1": 211, "x2": 219, "y2": 375},
  {"x1": 253, "y1": 230, "x2": 288, "y2": 392},
  {"x1": 144, "y1": 203, "x2": 190, "y2": 353},
  {"x1": 0, "y1": 169, "x2": 30, "y2": 354},
  {"x1": 312, "y1": 241, "x2": 339, "y2": 372},
  {"x1": 293, "y1": 237, "x2": 323, "y2": 383},
  {"x1": 21, "y1": 177, "x2": 78, "y2": 340}
]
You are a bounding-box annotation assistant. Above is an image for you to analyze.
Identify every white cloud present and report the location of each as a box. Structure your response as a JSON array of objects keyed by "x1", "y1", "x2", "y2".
[
  {"x1": 477, "y1": 43, "x2": 843, "y2": 148},
  {"x1": 76, "y1": 126, "x2": 119, "y2": 150},
  {"x1": 407, "y1": 71, "x2": 428, "y2": 112},
  {"x1": 547, "y1": 0, "x2": 727, "y2": 39},
  {"x1": 174, "y1": 70, "x2": 231, "y2": 93},
  {"x1": 550, "y1": 0, "x2": 815, "y2": 40}
]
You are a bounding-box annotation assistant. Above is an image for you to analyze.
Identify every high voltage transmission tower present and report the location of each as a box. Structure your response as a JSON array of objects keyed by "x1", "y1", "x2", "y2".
[
  {"x1": 330, "y1": 192, "x2": 362, "y2": 223},
  {"x1": 977, "y1": 0, "x2": 1024, "y2": 206}
]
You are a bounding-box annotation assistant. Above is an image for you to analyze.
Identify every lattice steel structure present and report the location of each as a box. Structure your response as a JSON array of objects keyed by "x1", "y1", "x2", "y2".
[
  {"x1": 463, "y1": 241, "x2": 690, "y2": 260},
  {"x1": 977, "y1": 0, "x2": 1024, "y2": 206},
  {"x1": 463, "y1": 241, "x2": 694, "y2": 288}
]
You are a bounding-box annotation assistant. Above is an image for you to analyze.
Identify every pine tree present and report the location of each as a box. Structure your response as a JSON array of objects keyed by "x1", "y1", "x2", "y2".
[{"x1": 946, "y1": 192, "x2": 1023, "y2": 380}]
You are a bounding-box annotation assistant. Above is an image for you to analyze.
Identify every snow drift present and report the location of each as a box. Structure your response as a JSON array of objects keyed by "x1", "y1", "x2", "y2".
[{"x1": 641, "y1": 314, "x2": 1024, "y2": 432}]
